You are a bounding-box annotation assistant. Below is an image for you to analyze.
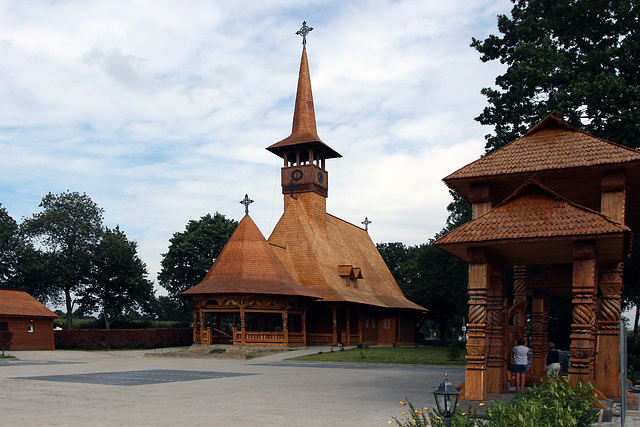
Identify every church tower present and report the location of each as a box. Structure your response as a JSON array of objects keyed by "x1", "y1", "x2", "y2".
[{"x1": 266, "y1": 22, "x2": 341, "y2": 218}]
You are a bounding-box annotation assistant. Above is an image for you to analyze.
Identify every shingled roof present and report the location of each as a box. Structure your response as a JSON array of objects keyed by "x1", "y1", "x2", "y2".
[
  {"x1": 446, "y1": 114, "x2": 640, "y2": 181},
  {"x1": 266, "y1": 46, "x2": 341, "y2": 160},
  {"x1": 267, "y1": 195, "x2": 425, "y2": 311},
  {"x1": 180, "y1": 215, "x2": 321, "y2": 299},
  {"x1": 434, "y1": 178, "x2": 631, "y2": 264},
  {"x1": 0, "y1": 289, "x2": 57, "y2": 318},
  {"x1": 444, "y1": 114, "x2": 640, "y2": 228}
]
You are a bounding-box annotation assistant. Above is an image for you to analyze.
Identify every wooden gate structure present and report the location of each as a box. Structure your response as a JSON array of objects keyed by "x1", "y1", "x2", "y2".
[{"x1": 434, "y1": 113, "x2": 640, "y2": 400}]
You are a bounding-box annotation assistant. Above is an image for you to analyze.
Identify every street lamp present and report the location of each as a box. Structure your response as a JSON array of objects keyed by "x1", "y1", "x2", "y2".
[{"x1": 433, "y1": 373, "x2": 461, "y2": 427}]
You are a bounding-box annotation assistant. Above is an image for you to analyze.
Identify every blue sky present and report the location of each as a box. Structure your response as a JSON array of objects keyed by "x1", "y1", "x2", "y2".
[{"x1": 0, "y1": 0, "x2": 513, "y2": 294}]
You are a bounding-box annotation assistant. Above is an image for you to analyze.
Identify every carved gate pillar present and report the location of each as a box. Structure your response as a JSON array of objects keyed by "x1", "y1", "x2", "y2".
[
  {"x1": 570, "y1": 241, "x2": 598, "y2": 385},
  {"x1": 485, "y1": 269, "x2": 506, "y2": 394},
  {"x1": 595, "y1": 263, "x2": 623, "y2": 396},
  {"x1": 464, "y1": 248, "x2": 491, "y2": 400},
  {"x1": 530, "y1": 291, "x2": 549, "y2": 378}
]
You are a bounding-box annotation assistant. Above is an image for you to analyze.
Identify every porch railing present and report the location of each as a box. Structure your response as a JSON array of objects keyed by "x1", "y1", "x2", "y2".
[{"x1": 307, "y1": 333, "x2": 332, "y2": 344}]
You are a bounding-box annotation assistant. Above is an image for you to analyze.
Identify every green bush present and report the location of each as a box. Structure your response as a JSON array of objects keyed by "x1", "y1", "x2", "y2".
[
  {"x1": 447, "y1": 343, "x2": 461, "y2": 361},
  {"x1": 210, "y1": 348, "x2": 226, "y2": 354},
  {"x1": 487, "y1": 376, "x2": 597, "y2": 427},
  {"x1": 391, "y1": 376, "x2": 598, "y2": 426}
]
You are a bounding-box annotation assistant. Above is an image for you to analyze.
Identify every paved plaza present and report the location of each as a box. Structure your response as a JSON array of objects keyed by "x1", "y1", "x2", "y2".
[{"x1": 0, "y1": 347, "x2": 464, "y2": 426}]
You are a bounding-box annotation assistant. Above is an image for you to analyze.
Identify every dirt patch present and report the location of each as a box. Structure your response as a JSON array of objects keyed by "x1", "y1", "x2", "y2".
[{"x1": 145, "y1": 346, "x2": 288, "y2": 360}]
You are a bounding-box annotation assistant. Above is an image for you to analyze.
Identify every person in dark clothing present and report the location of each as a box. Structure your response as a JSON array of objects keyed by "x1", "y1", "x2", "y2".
[{"x1": 546, "y1": 342, "x2": 560, "y2": 375}]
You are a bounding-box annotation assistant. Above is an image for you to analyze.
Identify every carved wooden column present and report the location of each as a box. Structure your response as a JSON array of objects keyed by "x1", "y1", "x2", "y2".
[
  {"x1": 345, "y1": 306, "x2": 351, "y2": 345},
  {"x1": 485, "y1": 269, "x2": 506, "y2": 393},
  {"x1": 570, "y1": 241, "x2": 598, "y2": 385},
  {"x1": 465, "y1": 248, "x2": 490, "y2": 400},
  {"x1": 357, "y1": 308, "x2": 363, "y2": 343},
  {"x1": 302, "y1": 309, "x2": 307, "y2": 344},
  {"x1": 282, "y1": 308, "x2": 289, "y2": 346},
  {"x1": 199, "y1": 303, "x2": 204, "y2": 344},
  {"x1": 192, "y1": 304, "x2": 198, "y2": 343},
  {"x1": 530, "y1": 291, "x2": 549, "y2": 378},
  {"x1": 331, "y1": 304, "x2": 338, "y2": 346},
  {"x1": 512, "y1": 266, "x2": 528, "y2": 330},
  {"x1": 240, "y1": 301, "x2": 246, "y2": 345},
  {"x1": 595, "y1": 263, "x2": 623, "y2": 396}
]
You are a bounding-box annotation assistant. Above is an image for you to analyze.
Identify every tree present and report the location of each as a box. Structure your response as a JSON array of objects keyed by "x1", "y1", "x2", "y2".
[
  {"x1": 0, "y1": 204, "x2": 21, "y2": 284},
  {"x1": 21, "y1": 192, "x2": 104, "y2": 329},
  {"x1": 0, "y1": 203, "x2": 57, "y2": 304},
  {"x1": 77, "y1": 226, "x2": 155, "y2": 329},
  {"x1": 158, "y1": 212, "x2": 237, "y2": 321},
  {"x1": 377, "y1": 241, "x2": 468, "y2": 341},
  {"x1": 472, "y1": 0, "x2": 639, "y2": 153}
]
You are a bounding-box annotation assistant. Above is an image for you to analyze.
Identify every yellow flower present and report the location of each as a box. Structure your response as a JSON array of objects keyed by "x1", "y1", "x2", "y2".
[
  {"x1": 478, "y1": 403, "x2": 485, "y2": 406},
  {"x1": 399, "y1": 401, "x2": 406, "y2": 406},
  {"x1": 412, "y1": 420, "x2": 416, "y2": 424},
  {"x1": 462, "y1": 413, "x2": 466, "y2": 416},
  {"x1": 401, "y1": 412, "x2": 406, "y2": 416},
  {"x1": 388, "y1": 422, "x2": 392, "y2": 425},
  {"x1": 424, "y1": 407, "x2": 429, "y2": 410}
]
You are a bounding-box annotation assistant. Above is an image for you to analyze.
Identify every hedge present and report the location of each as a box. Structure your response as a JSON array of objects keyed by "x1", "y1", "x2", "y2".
[{"x1": 54, "y1": 328, "x2": 192, "y2": 350}]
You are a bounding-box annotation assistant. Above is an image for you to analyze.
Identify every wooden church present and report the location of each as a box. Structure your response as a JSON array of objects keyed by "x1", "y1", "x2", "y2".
[
  {"x1": 180, "y1": 24, "x2": 425, "y2": 347},
  {"x1": 434, "y1": 112, "x2": 640, "y2": 400}
]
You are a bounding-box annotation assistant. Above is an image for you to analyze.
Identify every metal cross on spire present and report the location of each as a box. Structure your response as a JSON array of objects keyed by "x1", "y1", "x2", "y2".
[
  {"x1": 240, "y1": 194, "x2": 254, "y2": 216},
  {"x1": 296, "y1": 21, "x2": 313, "y2": 46},
  {"x1": 362, "y1": 217, "x2": 372, "y2": 232}
]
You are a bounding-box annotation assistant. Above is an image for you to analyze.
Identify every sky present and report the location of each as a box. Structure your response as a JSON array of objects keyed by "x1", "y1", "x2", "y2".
[{"x1": 0, "y1": 0, "x2": 514, "y2": 295}]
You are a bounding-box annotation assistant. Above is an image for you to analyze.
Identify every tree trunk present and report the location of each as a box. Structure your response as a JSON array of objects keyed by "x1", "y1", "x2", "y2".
[
  {"x1": 104, "y1": 312, "x2": 111, "y2": 330},
  {"x1": 64, "y1": 287, "x2": 73, "y2": 330}
]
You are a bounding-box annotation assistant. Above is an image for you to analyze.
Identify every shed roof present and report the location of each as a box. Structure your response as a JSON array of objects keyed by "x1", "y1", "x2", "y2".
[
  {"x1": 0, "y1": 289, "x2": 57, "y2": 318},
  {"x1": 180, "y1": 215, "x2": 320, "y2": 299},
  {"x1": 434, "y1": 178, "x2": 631, "y2": 264}
]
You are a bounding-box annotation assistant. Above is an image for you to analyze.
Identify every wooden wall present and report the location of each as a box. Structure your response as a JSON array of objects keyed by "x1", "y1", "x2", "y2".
[{"x1": 0, "y1": 316, "x2": 54, "y2": 350}]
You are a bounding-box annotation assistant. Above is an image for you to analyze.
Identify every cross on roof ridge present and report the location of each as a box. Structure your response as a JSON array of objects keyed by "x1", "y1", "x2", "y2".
[{"x1": 240, "y1": 194, "x2": 254, "y2": 216}]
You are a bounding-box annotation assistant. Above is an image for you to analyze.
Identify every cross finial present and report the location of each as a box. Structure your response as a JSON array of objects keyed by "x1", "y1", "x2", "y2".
[
  {"x1": 362, "y1": 217, "x2": 372, "y2": 232},
  {"x1": 240, "y1": 194, "x2": 254, "y2": 216},
  {"x1": 296, "y1": 21, "x2": 313, "y2": 46}
]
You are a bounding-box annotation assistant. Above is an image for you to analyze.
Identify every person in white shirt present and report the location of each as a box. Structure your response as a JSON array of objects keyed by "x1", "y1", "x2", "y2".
[{"x1": 511, "y1": 338, "x2": 532, "y2": 392}]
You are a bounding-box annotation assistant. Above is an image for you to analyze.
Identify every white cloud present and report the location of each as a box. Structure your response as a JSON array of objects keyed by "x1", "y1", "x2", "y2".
[{"x1": 0, "y1": 0, "x2": 512, "y2": 295}]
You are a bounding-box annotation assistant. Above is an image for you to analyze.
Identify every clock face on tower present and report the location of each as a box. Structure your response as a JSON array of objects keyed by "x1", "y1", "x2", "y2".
[
  {"x1": 291, "y1": 169, "x2": 304, "y2": 182},
  {"x1": 317, "y1": 171, "x2": 324, "y2": 183}
]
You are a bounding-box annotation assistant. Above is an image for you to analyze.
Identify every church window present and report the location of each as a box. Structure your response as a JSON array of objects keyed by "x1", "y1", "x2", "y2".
[
  {"x1": 28, "y1": 324, "x2": 34, "y2": 333},
  {"x1": 384, "y1": 320, "x2": 390, "y2": 329}
]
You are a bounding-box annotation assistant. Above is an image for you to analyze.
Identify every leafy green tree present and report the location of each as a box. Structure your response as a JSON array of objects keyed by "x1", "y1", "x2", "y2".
[
  {"x1": 77, "y1": 226, "x2": 154, "y2": 329},
  {"x1": 0, "y1": 204, "x2": 21, "y2": 284},
  {"x1": 378, "y1": 242, "x2": 468, "y2": 341},
  {"x1": 472, "y1": 0, "x2": 640, "y2": 153},
  {"x1": 21, "y1": 192, "x2": 104, "y2": 329},
  {"x1": 158, "y1": 212, "x2": 237, "y2": 321},
  {"x1": 0, "y1": 203, "x2": 61, "y2": 304}
]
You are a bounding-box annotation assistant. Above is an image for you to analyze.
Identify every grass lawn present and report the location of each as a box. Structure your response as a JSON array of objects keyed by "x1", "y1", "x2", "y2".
[{"x1": 288, "y1": 345, "x2": 467, "y2": 365}]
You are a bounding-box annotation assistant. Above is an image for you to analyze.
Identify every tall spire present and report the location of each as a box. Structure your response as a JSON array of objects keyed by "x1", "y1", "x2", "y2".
[{"x1": 266, "y1": 22, "x2": 341, "y2": 160}]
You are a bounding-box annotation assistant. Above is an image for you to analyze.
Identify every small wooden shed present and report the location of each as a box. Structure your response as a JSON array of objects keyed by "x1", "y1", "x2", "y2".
[{"x1": 0, "y1": 289, "x2": 57, "y2": 350}]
